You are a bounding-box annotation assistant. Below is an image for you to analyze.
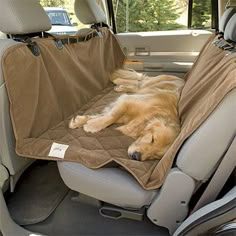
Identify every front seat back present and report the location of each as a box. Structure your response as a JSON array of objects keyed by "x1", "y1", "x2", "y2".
[
  {"x1": 0, "y1": 0, "x2": 51, "y2": 191},
  {"x1": 74, "y1": 0, "x2": 107, "y2": 35}
]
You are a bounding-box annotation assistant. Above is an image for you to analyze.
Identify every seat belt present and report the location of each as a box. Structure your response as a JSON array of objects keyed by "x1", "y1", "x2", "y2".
[{"x1": 192, "y1": 137, "x2": 236, "y2": 213}]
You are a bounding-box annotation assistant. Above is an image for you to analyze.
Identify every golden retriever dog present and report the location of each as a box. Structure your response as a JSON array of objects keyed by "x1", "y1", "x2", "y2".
[{"x1": 69, "y1": 69, "x2": 185, "y2": 161}]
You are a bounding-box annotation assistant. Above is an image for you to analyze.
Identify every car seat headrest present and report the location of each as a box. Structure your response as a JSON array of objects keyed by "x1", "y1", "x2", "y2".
[
  {"x1": 0, "y1": 0, "x2": 51, "y2": 35},
  {"x1": 224, "y1": 13, "x2": 236, "y2": 42},
  {"x1": 219, "y1": 7, "x2": 236, "y2": 33},
  {"x1": 74, "y1": 0, "x2": 106, "y2": 25}
]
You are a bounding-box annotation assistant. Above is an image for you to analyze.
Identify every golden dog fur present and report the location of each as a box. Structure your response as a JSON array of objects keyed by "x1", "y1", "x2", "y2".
[{"x1": 69, "y1": 69, "x2": 185, "y2": 161}]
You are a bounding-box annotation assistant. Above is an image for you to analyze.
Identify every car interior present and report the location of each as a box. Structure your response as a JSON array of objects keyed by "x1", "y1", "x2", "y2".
[{"x1": 0, "y1": 0, "x2": 235, "y2": 236}]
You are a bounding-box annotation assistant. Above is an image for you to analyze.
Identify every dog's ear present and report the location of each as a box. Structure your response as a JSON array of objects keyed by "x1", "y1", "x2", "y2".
[{"x1": 140, "y1": 133, "x2": 153, "y2": 143}]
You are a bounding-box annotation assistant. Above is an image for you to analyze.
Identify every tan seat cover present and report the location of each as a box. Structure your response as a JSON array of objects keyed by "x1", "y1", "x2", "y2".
[{"x1": 2, "y1": 31, "x2": 236, "y2": 190}]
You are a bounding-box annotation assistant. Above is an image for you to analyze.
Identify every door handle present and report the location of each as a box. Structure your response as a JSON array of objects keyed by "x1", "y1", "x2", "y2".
[{"x1": 135, "y1": 47, "x2": 150, "y2": 56}]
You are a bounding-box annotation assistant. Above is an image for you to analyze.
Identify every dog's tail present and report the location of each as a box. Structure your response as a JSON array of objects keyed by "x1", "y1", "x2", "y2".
[{"x1": 110, "y1": 68, "x2": 144, "y2": 82}]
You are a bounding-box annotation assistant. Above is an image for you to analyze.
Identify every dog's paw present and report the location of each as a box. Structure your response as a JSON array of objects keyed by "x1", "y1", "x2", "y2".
[
  {"x1": 69, "y1": 118, "x2": 77, "y2": 129},
  {"x1": 114, "y1": 86, "x2": 123, "y2": 92},
  {"x1": 68, "y1": 116, "x2": 87, "y2": 129},
  {"x1": 112, "y1": 78, "x2": 123, "y2": 85}
]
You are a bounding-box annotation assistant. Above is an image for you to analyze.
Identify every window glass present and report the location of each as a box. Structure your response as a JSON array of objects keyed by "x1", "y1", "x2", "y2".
[
  {"x1": 46, "y1": 11, "x2": 71, "y2": 25},
  {"x1": 112, "y1": 0, "x2": 212, "y2": 33},
  {"x1": 192, "y1": 0, "x2": 212, "y2": 29},
  {"x1": 40, "y1": 0, "x2": 89, "y2": 30}
]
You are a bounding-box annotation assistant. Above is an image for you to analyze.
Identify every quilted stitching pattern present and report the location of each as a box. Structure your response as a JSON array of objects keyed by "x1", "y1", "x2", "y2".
[{"x1": 40, "y1": 85, "x2": 134, "y2": 158}]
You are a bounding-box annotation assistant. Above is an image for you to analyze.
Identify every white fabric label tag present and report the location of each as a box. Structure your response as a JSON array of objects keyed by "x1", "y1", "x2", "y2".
[{"x1": 48, "y1": 142, "x2": 69, "y2": 159}]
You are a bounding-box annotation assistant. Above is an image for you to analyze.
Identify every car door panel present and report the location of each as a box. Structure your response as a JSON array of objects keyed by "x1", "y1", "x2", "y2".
[{"x1": 116, "y1": 30, "x2": 212, "y2": 77}]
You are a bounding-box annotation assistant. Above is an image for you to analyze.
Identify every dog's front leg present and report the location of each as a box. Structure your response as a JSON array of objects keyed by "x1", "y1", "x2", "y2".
[
  {"x1": 83, "y1": 97, "x2": 128, "y2": 133},
  {"x1": 69, "y1": 115, "x2": 97, "y2": 129},
  {"x1": 116, "y1": 117, "x2": 147, "y2": 138}
]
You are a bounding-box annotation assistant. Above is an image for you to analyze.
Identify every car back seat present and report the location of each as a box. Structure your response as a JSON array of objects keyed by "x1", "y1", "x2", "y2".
[{"x1": 57, "y1": 2, "x2": 236, "y2": 233}]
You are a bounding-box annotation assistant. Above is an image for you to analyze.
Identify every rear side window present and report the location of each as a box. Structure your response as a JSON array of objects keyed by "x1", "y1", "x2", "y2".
[
  {"x1": 190, "y1": 0, "x2": 212, "y2": 29},
  {"x1": 46, "y1": 11, "x2": 72, "y2": 26},
  {"x1": 112, "y1": 0, "x2": 213, "y2": 33},
  {"x1": 40, "y1": 0, "x2": 90, "y2": 30}
]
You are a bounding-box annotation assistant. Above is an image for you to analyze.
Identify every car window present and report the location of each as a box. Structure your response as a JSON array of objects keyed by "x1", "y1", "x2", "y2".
[
  {"x1": 191, "y1": 0, "x2": 213, "y2": 29},
  {"x1": 40, "y1": 0, "x2": 90, "y2": 30},
  {"x1": 46, "y1": 10, "x2": 71, "y2": 26},
  {"x1": 112, "y1": 0, "x2": 212, "y2": 33}
]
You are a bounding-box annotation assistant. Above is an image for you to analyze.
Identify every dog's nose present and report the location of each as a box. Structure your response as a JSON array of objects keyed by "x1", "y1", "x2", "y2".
[{"x1": 131, "y1": 151, "x2": 141, "y2": 161}]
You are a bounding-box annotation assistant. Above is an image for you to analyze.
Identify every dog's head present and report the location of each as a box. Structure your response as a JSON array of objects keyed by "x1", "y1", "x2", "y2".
[{"x1": 128, "y1": 118, "x2": 179, "y2": 161}]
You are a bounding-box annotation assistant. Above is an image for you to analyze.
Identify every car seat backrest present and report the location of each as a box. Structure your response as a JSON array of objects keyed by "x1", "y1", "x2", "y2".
[
  {"x1": 0, "y1": 0, "x2": 51, "y2": 35},
  {"x1": 219, "y1": 7, "x2": 236, "y2": 33},
  {"x1": 0, "y1": 0, "x2": 52, "y2": 190},
  {"x1": 176, "y1": 17, "x2": 236, "y2": 182},
  {"x1": 223, "y1": 13, "x2": 236, "y2": 41},
  {"x1": 0, "y1": 40, "x2": 22, "y2": 176},
  {"x1": 74, "y1": 0, "x2": 106, "y2": 25},
  {"x1": 176, "y1": 89, "x2": 236, "y2": 181}
]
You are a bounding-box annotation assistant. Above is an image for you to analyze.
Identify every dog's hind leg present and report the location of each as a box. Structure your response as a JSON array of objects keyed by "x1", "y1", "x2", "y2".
[
  {"x1": 114, "y1": 84, "x2": 138, "y2": 93},
  {"x1": 113, "y1": 78, "x2": 139, "y2": 86},
  {"x1": 111, "y1": 69, "x2": 143, "y2": 83}
]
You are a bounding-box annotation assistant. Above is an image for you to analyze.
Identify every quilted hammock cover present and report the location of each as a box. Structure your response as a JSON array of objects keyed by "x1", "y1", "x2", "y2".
[{"x1": 2, "y1": 30, "x2": 236, "y2": 190}]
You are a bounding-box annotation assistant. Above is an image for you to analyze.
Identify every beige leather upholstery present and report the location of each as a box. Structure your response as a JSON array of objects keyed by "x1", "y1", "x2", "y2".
[
  {"x1": 224, "y1": 13, "x2": 236, "y2": 41},
  {"x1": 0, "y1": 0, "x2": 51, "y2": 190},
  {"x1": 219, "y1": 7, "x2": 236, "y2": 32},
  {"x1": 0, "y1": 39, "x2": 34, "y2": 191},
  {"x1": 177, "y1": 89, "x2": 236, "y2": 181},
  {"x1": 74, "y1": 0, "x2": 106, "y2": 24},
  {"x1": 0, "y1": 0, "x2": 51, "y2": 34},
  {"x1": 58, "y1": 162, "x2": 157, "y2": 208},
  {"x1": 0, "y1": 32, "x2": 7, "y2": 39}
]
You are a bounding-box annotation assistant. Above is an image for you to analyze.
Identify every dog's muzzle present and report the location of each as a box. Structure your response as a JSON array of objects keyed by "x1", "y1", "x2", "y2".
[{"x1": 130, "y1": 151, "x2": 141, "y2": 161}]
